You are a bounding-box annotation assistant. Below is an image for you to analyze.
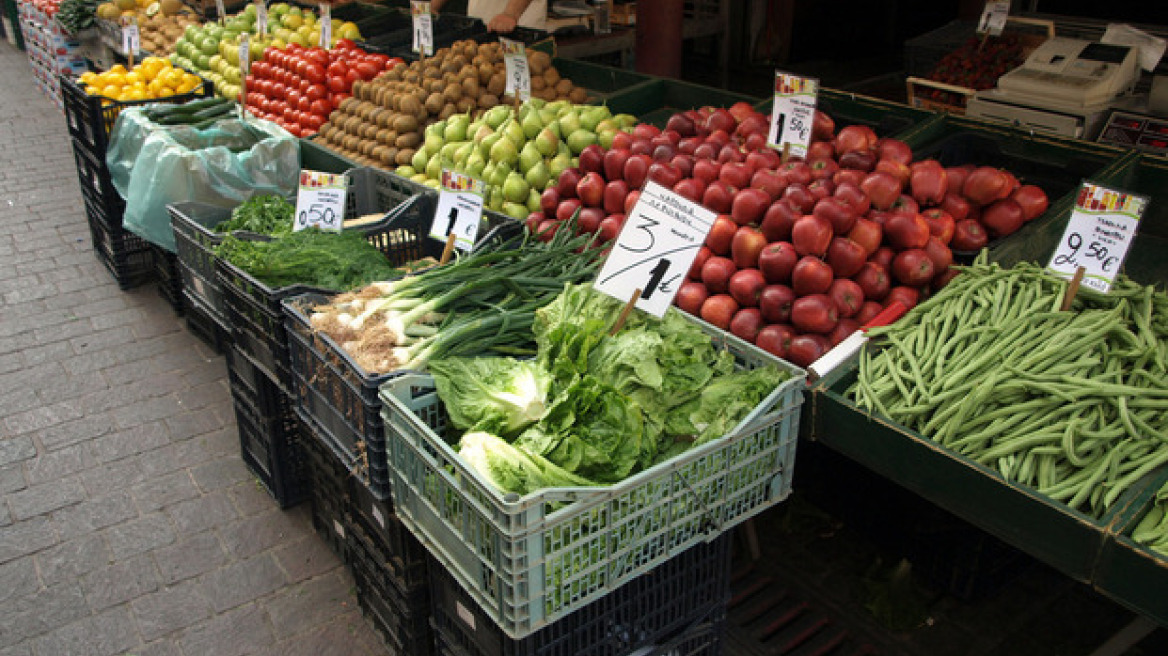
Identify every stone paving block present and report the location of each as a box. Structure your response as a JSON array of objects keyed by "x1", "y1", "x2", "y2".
[
  {"x1": 54, "y1": 491, "x2": 138, "y2": 542},
  {"x1": 0, "y1": 558, "x2": 41, "y2": 606},
  {"x1": 6, "y1": 476, "x2": 86, "y2": 521},
  {"x1": 165, "y1": 492, "x2": 239, "y2": 536},
  {"x1": 153, "y1": 532, "x2": 229, "y2": 586},
  {"x1": 70, "y1": 325, "x2": 142, "y2": 354},
  {"x1": 0, "y1": 388, "x2": 42, "y2": 417},
  {"x1": 165, "y1": 409, "x2": 227, "y2": 444},
  {"x1": 174, "y1": 379, "x2": 230, "y2": 412},
  {"x1": 36, "y1": 533, "x2": 111, "y2": 587},
  {"x1": 218, "y1": 509, "x2": 307, "y2": 561},
  {"x1": 0, "y1": 582, "x2": 88, "y2": 650},
  {"x1": 3, "y1": 399, "x2": 84, "y2": 438},
  {"x1": 104, "y1": 513, "x2": 177, "y2": 561},
  {"x1": 202, "y1": 553, "x2": 289, "y2": 613},
  {"x1": 272, "y1": 535, "x2": 342, "y2": 584},
  {"x1": 177, "y1": 602, "x2": 274, "y2": 656},
  {"x1": 227, "y1": 479, "x2": 281, "y2": 518},
  {"x1": 33, "y1": 369, "x2": 110, "y2": 413},
  {"x1": 137, "y1": 440, "x2": 215, "y2": 480},
  {"x1": 0, "y1": 644, "x2": 33, "y2": 656},
  {"x1": 78, "y1": 457, "x2": 153, "y2": 497},
  {"x1": 190, "y1": 456, "x2": 253, "y2": 494},
  {"x1": 259, "y1": 610, "x2": 385, "y2": 656},
  {"x1": 0, "y1": 464, "x2": 27, "y2": 495},
  {"x1": 19, "y1": 340, "x2": 74, "y2": 368},
  {"x1": 0, "y1": 436, "x2": 36, "y2": 466},
  {"x1": 109, "y1": 397, "x2": 185, "y2": 432},
  {"x1": 87, "y1": 420, "x2": 171, "y2": 466},
  {"x1": 30, "y1": 604, "x2": 140, "y2": 656},
  {"x1": 131, "y1": 470, "x2": 199, "y2": 514},
  {"x1": 33, "y1": 413, "x2": 114, "y2": 453},
  {"x1": 81, "y1": 553, "x2": 160, "y2": 613},
  {"x1": 88, "y1": 306, "x2": 148, "y2": 332},
  {"x1": 0, "y1": 515, "x2": 57, "y2": 565},
  {"x1": 23, "y1": 444, "x2": 97, "y2": 487},
  {"x1": 196, "y1": 425, "x2": 241, "y2": 460},
  {"x1": 131, "y1": 580, "x2": 214, "y2": 642},
  {"x1": 265, "y1": 571, "x2": 356, "y2": 638},
  {"x1": 125, "y1": 639, "x2": 181, "y2": 656}
]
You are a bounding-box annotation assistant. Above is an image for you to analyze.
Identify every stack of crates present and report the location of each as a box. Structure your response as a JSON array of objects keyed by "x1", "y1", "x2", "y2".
[
  {"x1": 17, "y1": 0, "x2": 88, "y2": 107},
  {"x1": 167, "y1": 201, "x2": 232, "y2": 352}
]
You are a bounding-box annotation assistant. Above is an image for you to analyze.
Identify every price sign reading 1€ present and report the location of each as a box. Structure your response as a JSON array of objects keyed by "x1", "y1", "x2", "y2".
[
  {"x1": 1047, "y1": 182, "x2": 1148, "y2": 293},
  {"x1": 256, "y1": 1, "x2": 268, "y2": 38},
  {"x1": 319, "y1": 3, "x2": 331, "y2": 47},
  {"x1": 594, "y1": 181, "x2": 717, "y2": 318},
  {"x1": 767, "y1": 72, "x2": 818, "y2": 159},
  {"x1": 411, "y1": 1, "x2": 433, "y2": 56},
  {"x1": 430, "y1": 170, "x2": 485, "y2": 252},
  {"x1": 294, "y1": 170, "x2": 347, "y2": 233},
  {"x1": 501, "y1": 38, "x2": 531, "y2": 102},
  {"x1": 977, "y1": 0, "x2": 1010, "y2": 36}
]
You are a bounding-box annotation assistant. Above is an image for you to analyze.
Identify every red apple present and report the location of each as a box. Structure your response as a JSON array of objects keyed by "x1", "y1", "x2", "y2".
[
  {"x1": 758, "y1": 241, "x2": 799, "y2": 284},
  {"x1": 701, "y1": 256, "x2": 737, "y2": 294},
  {"x1": 692, "y1": 159, "x2": 722, "y2": 185},
  {"x1": 807, "y1": 140, "x2": 835, "y2": 162},
  {"x1": 735, "y1": 113, "x2": 770, "y2": 140},
  {"x1": 838, "y1": 149, "x2": 877, "y2": 172},
  {"x1": 716, "y1": 143, "x2": 744, "y2": 164},
  {"x1": 921, "y1": 208, "x2": 955, "y2": 245},
  {"x1": 883, "y1": 211, "x2": 930, "y2": 249},
  {"x1": 602, "y1": 180, "x2": 630, "y2": 215},
  {"x1": 525, "y1": 212, "x2": 544, "y2": 234},
  {"x1": 759, "y1": 285, "x2": 796, "y2": 324},
  {"x1": 693, "y1": 141, "x2": 718, "y2": 160},
  {"x1": 808, "y1": 179, "x2": 835, "y2": 203},
  {"x1": 539, "y1": 187, "x2": 560, "y2": 216},
  {"x1": 689, "y1": 245, "x2": 712, "y2": 279},
  {"x1": 886, "y1": 286, "x2": 921, "y2": 310},
  {"x1": 730, "y1": 188, "x2": 771, "y2": 226},
  {"x1": 933, "y1": 267, "x2": 960, "y2": 289},
  {"x1": 834, "y1": 181, "x2": 871, "y2": 216},
  {"x1": 808, "y1": 158, "x2": 839, "y2": 182},
  {"x1": 909, "y1": 159, "x2": 948, "y2": 207},
  {"x1": 791, "y1": 294, "x2": 839, "y2": 335},
  {"x1": 1011, "y1": 185, "x2": 1049, "y2": 222},
  {"x1": 699, "y1": 294, "x2": 738, "y2": 330},
  {"x1": 834, "y1": 124, "x2": 878, "y2": 155},
  {"x1": 670, "y1": 154, "x2": 694, "y2": 179},
  {"x1": 792, "y1": 256, "x2": 834, "y2": 296},
  {"x1": 578, "y1": 144, "x2": 604, "y2": 175},
  {"x1": 860, "y1": 172, "x2": 902, "y2": 211},
  {"x1": 647, "y1": 162, "x2": 683, "y2": 189},
  {"x1": 891, "y1": 194, "x2": 920, "y2": 215},
  {"x1": 576, "y1": 172, "x2": 605, "y2": 208},
  {"x1": 556, "y1": 168, "x2": 582, "y2": 199},
  {"x1": 855, "y1": 262, "x2": 891, "y2": 301},
  {"x1": 963, "y1": 166, "x2": 1010, "y2": 206},
  {"x1": 828, "y1": 278, "x2": 865, "y2": 318},
  {"x1": 719, "y1": 161, "x2": 752, "y2": 189},
  {"x1": 633, "y1": 123, "x2": 661, "y2": 141},
  {"x1": 665, "y1": 112, "x2": 696, "y2": 137},
  {"x1": 876, "y1": 138, "x2": 913, "y2": 165},
  {"x1": 611, "y1": 131, "x2": 634, "y2": 151},
  {"x1": 892, "y1": 248, "x2": 935, "y2": 286},
  {"x1": 706, "y1": 215, "x2": 738, "y2": 255},
  {"x1": 729, "y1": 308, "x2": 764, "y2": 343},
  {"x1": 672, "y1": 178, "x2": 705, "y2": 203},
  {"x1": 702, "y1": 180, "x2": 735, "y2": 214},
  {"x1": 940, "y1": 192, "x2": 971, "y2": 222},
  {"x1": 791, "y1": 215, "x2": 833, "y2": 257},
  {"x1": 812, "y1": 196, "x2": 857, "y2": 234},
  {"x1": 826, "y1": 237, "x2": 868, "y2": 279},
  {"x1": 731, "y1": 226, "x2": 768, "y2": 269},
  {"x1": 536, "y1": 219, "x2": 560, "y2": 241},
  {"x1": 678, "y1": 136, "x2": 702, "y2": 155},
  {"x1": 598, "y1": 215, "x2": 623, "y2": 242},
  {"x1": 728, "y1": 268, "x2": 767, "y2": 307},
  {"x1": 923, "y1": 236, "x2": 953, "y2": 273},
  {"x1": 868, "y1": 246, "x2": 895, "y2": 271},
  {"x1": 946, "y1": 165, "x2": 974, "y2": 194},
  {"x1": 787, "y1": 334, "x2": 832, "y2": 368},
  {"x1": 855, "y1": 301, "x2": 883, "y2": 325},
  {"x1": 652, "y1": 143, "x2": 677, "y2": 162},
  {"x1": 750, "y1": 169, "x2": 788, "y2": 200},
  {"x1": 760, "y1": 199, "x2": 800, "y2": 243},
  {"x1": 623, "y1": 154, "x2": 652, "y2": 190},
  {"x1": 828, "y1": 318, "x2": 862, "y2": 346},
  {"x1": 624, "y1": 190, "x2": 641, "y2": 214},
  {"x1": 875, "y1": 159, "x2": 911, "y2": 186},
  {"x1": 756, "y1": 323, "x2": 796, "y2": 359},
  {"x1": 782, "y1": 162, "x2": 813, "y2": 187},
  {"x1": 603, "y1": 148, "x2": 631, "y2": 182},
  {"x1": 782, "y1": 183, "x2": 816, "y2": 213},
  {"x1": 847, "y1": 217, "x2": 883, "y2": 257},
  {"x1": 812, "y1": 110, "x2": 835, "y2": 141},
  {"x1": 556, "y1": 198, "x2": 582, "y2": 223},
  {"x1": 577, "y1": 207, "x2": 605, "y2": 234},
  {"x1": 980, "y1": 198, "x2": 1025, "y2": 238},
  {"x1": 703, "y1": 108, "x2": 736, "y2": 135}
]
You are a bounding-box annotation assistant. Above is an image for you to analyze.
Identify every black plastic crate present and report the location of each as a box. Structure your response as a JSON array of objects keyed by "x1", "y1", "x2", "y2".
[
  {"x1": 282, "y1": 193, "x2": 521, "y2": 497},
  {"x1": 428, "y1": 535, "x2": 732, "y2": 656},
  {"x1": 86, "y1": 201, "x2": 155, "y2": 290},
  {"x1": 72, "y1": 140, "x2": 124, "y2": 229},
  {"x1": 227, "y1": 346, "x2": 309, "y2": 509},
  {"x1": 348, "y1": 484, "x2": 430, "y2": 597},
  {"x1": 182, "y1": 291, "x2": 231, "y2": 354},
  {"x1": 300, "y1": 408, "x2": 353, "y2": 562},
  {"x1": 153, "y1": 245, "x2": 183, "y2": 316},
  {"x1": 169, "y1": 201, "x2": 231, "y2": 325},
  {"x1": 358, "y1": 13, "x2": 482, "y2": 57},
  {"x1": 351, "y1": 533, "x2": 435, "y2": 656},
  {"x1": 60, "y1": 73, "x2": 209, "y2": 160}
]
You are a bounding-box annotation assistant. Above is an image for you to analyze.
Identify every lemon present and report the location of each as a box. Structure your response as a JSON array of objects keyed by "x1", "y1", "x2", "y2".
[
  {"x1": 104, "y1": 72, "x2": 126, "y2": 87},
  {"x1": 109, "y1": 63, "x2": 128, "y2": 74},
  {"x1": 79, "y1": 71, "x2": 98, "y2": 84},
  {"x1": 124, "y1": 71, "x2": 143, "y2": 85}
]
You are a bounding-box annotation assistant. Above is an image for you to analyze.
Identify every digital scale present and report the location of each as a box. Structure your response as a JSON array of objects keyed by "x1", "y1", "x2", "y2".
[
  {"x1": 966, "y1": 37, "x2": 1144, "y2": 139},
  {"x1": 1096, "y1": 109, "x2": 1168, "y2": 155}
]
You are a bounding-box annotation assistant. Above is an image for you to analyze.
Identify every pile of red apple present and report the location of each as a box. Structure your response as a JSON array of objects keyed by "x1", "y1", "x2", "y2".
[{"x1": 526, "y1": 102, "x2": 1049, "y2": 367}]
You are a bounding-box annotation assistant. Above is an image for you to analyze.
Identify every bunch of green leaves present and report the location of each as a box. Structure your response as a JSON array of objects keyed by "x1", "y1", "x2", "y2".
[
  {"x1": 215, "y1": 195, "x2": 295, "y2": 236},
  {"x1": 214, "y1": 229, "x2": 404, "y2": 290}
]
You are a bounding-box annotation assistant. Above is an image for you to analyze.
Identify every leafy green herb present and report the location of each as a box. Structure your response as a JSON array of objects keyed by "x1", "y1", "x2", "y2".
[
  {"x1": 215, "y1": 229, "x2": 404, "y2": 290},
  {"x1": 215, "y1": 195, "x2": 295, "y2": 236}
]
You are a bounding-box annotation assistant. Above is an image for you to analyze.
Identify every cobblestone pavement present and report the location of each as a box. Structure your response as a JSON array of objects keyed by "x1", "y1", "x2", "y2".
[{"x1": 0, "y1": 42, "x2": 387, "y2": 655}]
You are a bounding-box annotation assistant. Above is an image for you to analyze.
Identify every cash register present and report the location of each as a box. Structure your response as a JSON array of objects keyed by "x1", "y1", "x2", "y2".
[{"x1": 966, "y1": 37, "x2": 1144, "y2": 139}]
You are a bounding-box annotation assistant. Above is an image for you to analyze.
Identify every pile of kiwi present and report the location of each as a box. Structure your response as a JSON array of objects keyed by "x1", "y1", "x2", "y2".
[{"x1": 316, "y1": 40, "x2": 588, "y2": 169}]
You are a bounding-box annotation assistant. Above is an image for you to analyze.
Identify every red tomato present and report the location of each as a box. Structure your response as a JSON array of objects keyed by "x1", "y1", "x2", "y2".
[
  {"x1": 297, "y1": 96, "x2": 312, "y2": 113},
  {"x1": 304, "y1": 84, "x2": 327, "y2": 102},
  {"x1": 344, "y1": 69, "x2": 361, "y2": 86},
  {"x1": 326, "y1": 61, "x2": 347, "y2": 78},
  {"x1": 310, "y1": 98, "x2": 332, "y2": 116},
  {"x1": 303, "y1": 113, "x2": 325, "y2": 131},
  {"x1": 286, "y1": 88, "x2": 303, "y2": 106},
  {"x1": 354, "y1": 62, "x2": 379, "y2": 80},
  {"x1": 306, "y1": 47, "x2": 329, "y2": 66},
  {"x1": 365, "y1": 53, "x2": 389, "y2": 68},
  {"x1": 331, "y1": 92, "x2": 351, "y2": 105},
  {"x1": 334, "y1": 38, "x2": 356, "y2": 50},
  {"x1": 250, "y1": 62, "x2": 267, "y2": 79},
  {"x1": 304, "y1": 63, "x2": 325, "y2": 85},
  {"x1": 298, "y1": 78, "x2": 311, "y2": 94},
  {"x1": 282, "y1": 106, "x2": 297, "y2": 123},
  {"x1": 295, "y1": 58, "x2": 309, "y2": 78},
  {"x1": 271, "y1": 81, "x2": 287, "y2": 98},
  {"x1": 326, "y1": 76, "x2": 346, "y2": 94},
  {"x1": 263, "y1": 46, "x2": 280, "y2": 61},
  {"x1": 243, "y1": 73, "x2": 256, "y2": 89},
  {"x1": 256, "y1": 79, "x2": 273, "y2": 97}
]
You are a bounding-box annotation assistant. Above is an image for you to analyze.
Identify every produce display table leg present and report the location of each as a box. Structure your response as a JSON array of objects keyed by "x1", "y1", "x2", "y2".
[{"x1": 1087, "y1": 615, "x2": 1159, "y2": 656}]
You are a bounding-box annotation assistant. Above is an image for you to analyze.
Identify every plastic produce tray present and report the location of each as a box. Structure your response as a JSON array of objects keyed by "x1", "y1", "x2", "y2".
[
  {"x1": 428, "y1": 534, "x2": 730, "y2": 656},
  {"x1": 152, "y1": 245, "x2": 183, "y2": 316},
  {"x1": 351, "y1": 528, "x2": 435, "y2": 656},
  {"x1": 282, "y1": 207, "x2": 522, "y2": 497},
  {"x1": 301, "y1": 134, "x2": 359, "y2": 174},
  {"x1": 86, "y1": 198, "x2": 155, "y2": 290},
  {"x1": 1094, "y1": 470, "x2": 1168, "y2": 627},
  {"x1": 227, "y1": 346, "x2": 309, "y2": 509},
  {"x1": 349, "y1": 479, "x2": 430, "y2": 594},
  {"x1": 72, "y1": 141, "x2": 124, "y2": 229},
  {"x1": 181, "y1": 290, "x2": 230, "y2": 354},
  {"x1": 168, "y1": 201, "x2": 231, "y2": 326},
  {"x1": 379, "y1": 317, "x2": 803, "y2": 638},
  {"x1": 217, "y1": 168, "x2": 433, "y2": 393},
  {"x1": 753, "y1": 87, "x2": 937, "y2": 139},
  {"x1": 605, "y1": 78, "x2": 764, "y2": 129},
  {"x1": 300, "y1": 409, "x2": 352, "y2": 562},
  {"x1": 550, "y1": 57, "x2": 652, "y2": 103},
  {"x1": 60, "y1": 73, "x2": 209, "y2": 160}
]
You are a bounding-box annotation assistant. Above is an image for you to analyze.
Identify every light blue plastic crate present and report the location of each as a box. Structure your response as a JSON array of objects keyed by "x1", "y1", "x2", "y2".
[{"x1": 378, "y1": 316, "x2": 804, "y2": 639}]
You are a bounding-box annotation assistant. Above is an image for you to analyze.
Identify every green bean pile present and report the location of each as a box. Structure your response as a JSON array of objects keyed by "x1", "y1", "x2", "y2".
[
  {"x1": 849, "y1": 259, "x2": 1168, "y2": 519},
  {"x1": 1133, "y1": 481, "x2": 1168, "y2": 556}
]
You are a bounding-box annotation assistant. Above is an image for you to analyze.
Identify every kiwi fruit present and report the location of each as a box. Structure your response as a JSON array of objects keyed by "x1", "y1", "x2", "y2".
[
  {"x1": 396, "y1": 148, "x2": 415, "y2": 166},
  {"x1": 569, "y1": 87, "x2": 587, "y2": 104},
  {"x1": 395, "y1": 132, "x2": 421, "y2": 149},
  {"x1": 393, "y1": 114, "x2": 419, "y2": 133},
  {"x1": 487, "y1": 73, "x2": 505, "y2": 97}
]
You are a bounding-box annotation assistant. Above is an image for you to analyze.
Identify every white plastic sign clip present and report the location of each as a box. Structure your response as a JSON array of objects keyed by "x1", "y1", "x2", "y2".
[
  {"x1": 238, "y1": 34, "x2": 250, "y2": 76},
  {"x1": 430, "y1": 170, "x2": 485, "y2": 252},
  {"x1": 977, "y1": 1, "x2": 1010, "y2": 36},
  {"x1": 294, "y1": 170, "x2": 347, "y2": 233},
  {"x1": 215, "y1": 0, "x2": 226, "y2": 24},
  {"x1": 412, "y1": 1, "x2": 433, "y2": 56},
  {"x1": 767, "y1": 71, "x2": 818, "y2": 159},
  {"x1": 501, "y1": 37, "x2": 531, "y2": 102},
  {"x1": 594, "y1": 181, "x2": 716, "y2": 318},
  {"x1": 1047, "y1": 181, "x2": 1148, "y2": 293}
]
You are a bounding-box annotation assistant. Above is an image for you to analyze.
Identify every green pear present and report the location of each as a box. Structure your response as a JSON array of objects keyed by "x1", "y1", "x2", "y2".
[
  {"x1": 425, "y1": 120, "x2": 446, "y2": 140},
  {"x1": 580, "y1": 106, "x2": 607, "y2": 132},
  {"x1": 481, "y1": 162, "x2": 498, "y2": 187},
  {"x1": 502, "y1": 172, "x2": 530, "y2": 204},
  {"x1": 614, "y1": 113, "x2": 639, "y2": 129},
  {"x1": 444, "y1": 115, "x2": 470, "y2": 142},
  {"x1": 465, "y1": 153, "x2": 486, "y2": 178},
  {"x1": 487, "y1": 187, "x2": 504, "y2": 212},
  {"x1": 548, "y1": 153, "x2": 572, "y2": 179},
  {"x1": 558, "y1": 111, "x2": 582, "y2": 137},
  {"x1": 410, "y1": 146, "x2": 430, "y2": 173},
  {"x1": 545, "y1": 119, "x2": 562, "y2": 141},
  {"x1": 485, "y1": 105, "x2": 511, "y2": 129},
  {"x1": 502, "y1": 119, "x2": 526, "y2": 147},
  {"x1": 528, "y1": 97, "x2": 547, "y2": 111},
  {"x1": 556, "y1": 141, "x2": 572, "y2": 158},
  {"x1": 440, "y1": 142, "x2": 461, "y2": 162},
  {"x1": 453, "y1": 142, "x2": 474, "y2": 165},
  {"x1": 502, "y1": 201, "x2": 529, "y2": 220},
  {"x1": 472, "y1": 122, "x2": 494, "y2": 142},
  {"x1": 595, "y1": 118, "x2": 617, "y2": 133},
  {"x1": 487, "y1": 161, "x2": 512, "y2": 188},
  {"x1": 479, "y1": 132, "x2": 502, "y2": 159},
  {"x1": 520, "y1": 110, "x2": 543, "y2": 140},
  {"x1": 424, "y1": 131, "x2": 445, "y2": 153},
  {"x1": 489, "y1": 137, "x2": 519, "y2": 167},
  {"x1": 534, "y1": 128, "x2": 559, "y2": 158},
  {"x1": 546, "y1": 100, "x2": 569, "y2": 115},
  {"x1": 598, "y1": 130, "x2": 616, "y2": 150},
  {"x1": 412, "y1": 174, "x2": 429, "y2": 184},
  {"x1": 395, "y1": 165, "x2": 417, "y2": 177},
  {"x1": 518, "y1": 142, "x2": 542, "y2": 174},
  {"x1": 526, "y1": 187, "x2": 542, "y2": 213},
  {"x1": 566, "y1": 129, "x2": 597, "y2": 155},
  {"x1": 524, "y1": 161, "x2": 550, "y2": 192},
  {"x1": 425, "y1": 155, "x2": 443, "y2": 180}
]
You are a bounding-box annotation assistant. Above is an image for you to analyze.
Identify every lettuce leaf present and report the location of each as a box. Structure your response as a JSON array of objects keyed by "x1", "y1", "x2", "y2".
[
  {"x1": 458, "y1": 431, "x2": 598, "y2": 496},
  {"x1": 429, "y1": 357, "x2": 551, "y2": 437}
]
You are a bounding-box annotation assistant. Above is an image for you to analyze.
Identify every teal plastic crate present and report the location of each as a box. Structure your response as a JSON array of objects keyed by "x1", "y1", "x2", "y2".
[
  {"x1": 379, "y1": 317, "x2": 804, "y2": 640},
  {"x1": 301, "y1": 135, "x2": 360, "y2": 174}
]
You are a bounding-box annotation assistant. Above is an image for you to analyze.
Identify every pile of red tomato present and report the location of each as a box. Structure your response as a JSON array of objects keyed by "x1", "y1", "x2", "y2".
[{"x1": 243, "y1": 39, "x2": 403, "y2": 137}]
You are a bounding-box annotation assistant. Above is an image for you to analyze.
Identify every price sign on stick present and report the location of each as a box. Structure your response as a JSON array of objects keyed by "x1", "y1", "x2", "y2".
[
  {"x1": 595, "y1": 181, "x2": 717, "y2": 318},
  {"x1": 767, "y1": 71, "x2": 818, "y2": 159},
  {"x1": 1047, "y1": 181, "x2": 1148, "y2": 293},
  {"x1": 294, "y1": 170, "x2": 347, "y2": 233},
  {"x1": 977, "y1": 1, "x2": 1010, "y2": 36},
  {"x1": 319, "y1": 3, "x2": 331, "y2": 47},
  {"x1": 215, "y1": 0, "x2": 226, "y2": 24},
  {"x1": 412, "y1": 1, "x2": 433, "y2": 56},
  {"x1": 121, "y1": 18, "x2": 138, "y2": 59},
  {"x1": 430, "y1": 170, "x2": 485, "y2": 252},
  {"x1": 501, "y1": 38, "x2": 531, "y2": 102},
  {"x1": 238, "y1": 34, "x2": 250, "y2": 76},
  {"x1": 256, "y1": 1, "x2": 268, "y2": 38}
]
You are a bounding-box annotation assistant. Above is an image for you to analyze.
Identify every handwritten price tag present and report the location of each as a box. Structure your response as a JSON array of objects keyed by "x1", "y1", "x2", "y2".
[
  {"x1": 256, "y1": 1, "x2": 268, "y2": 38},
  {"x1": 501, "y1": 38, "x2": 530, "y2": 102},
  {"x1": 977, "y1": 0, "x2": 1010, "y2": 36},
  {"x1": 121, "y1": 20, "x2": 138, "y2": 56},
  {"x1": 430, "y1": 170, "x2": 485, "y2": 252},
  {"x1": 412, "y1": 1, "x2": 433, "y2": 56},
  {"x1": 767, "y1": 71, "x2": 818, "y2": 159},
  {"x1": 319, "y1": 3, "x2": 331, "y2": 47},
  {"x1": 294, "y1": 170, "x2": 347, "y2": 233},
  {"x1": 1047, "y1": 182, "x2": 1148, "y2": 293},
  {"x1": 594, "y1": 181, "x2": 716, "y2": 318},
  {"x1": 238, "y1": 34, "x2": 250, "y2": 76}
]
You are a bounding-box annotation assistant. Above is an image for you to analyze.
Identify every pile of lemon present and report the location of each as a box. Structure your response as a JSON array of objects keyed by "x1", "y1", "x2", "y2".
[{"x1": 78, "y1": 57, "x2": 202, "y2": 103}]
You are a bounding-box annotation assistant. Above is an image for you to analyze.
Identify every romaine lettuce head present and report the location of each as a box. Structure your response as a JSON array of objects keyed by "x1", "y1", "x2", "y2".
[
  {"x1": 664, "y1": 365, "x2": 791, "y2": 447},
  {"x1": 429, "y1": 357, "x2": 551, "y2": 437},
  {"x1": 458, "y1": 431, "x2": 598, "y2": 496}
]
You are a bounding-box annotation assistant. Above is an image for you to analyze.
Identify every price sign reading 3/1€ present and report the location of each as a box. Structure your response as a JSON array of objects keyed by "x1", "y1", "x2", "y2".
[
  {"x1": 501, "y1": 38, "x2": 531, "y2": 102},
  {"x1": 294, "y1": 170, "x2": 347, "y2": 233},
  {"x1": 412, "y1": 1, "x2": 433, "y2": 56},
  {"x1": 1047, "y1": 182, "x2": 1148, "y2": 293},
  {"x1": 767, "y1": 71, "x2": 818, "y2": 159},
  {"x1": 977, "y1": 0, "x2": 1010, "y2": 36},
  {"x1": 594, "y1": 181, "x2": 717, "y2": 318},
  {"x1": 430, "y1": 170, "x2": 485, "y2": 252}
]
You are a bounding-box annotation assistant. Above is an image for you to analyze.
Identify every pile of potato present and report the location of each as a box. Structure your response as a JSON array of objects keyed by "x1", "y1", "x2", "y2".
[
  {"x1": 137, "y1": 9, "x2": 200, "y2": 55},
  {"x1": 317, "y1": 40, "x2": 588, "y2": 168}
]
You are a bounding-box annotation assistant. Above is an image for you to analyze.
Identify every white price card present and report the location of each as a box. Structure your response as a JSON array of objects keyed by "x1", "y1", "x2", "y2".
[
  {"x1": 121, "y1": 20, "x2": 138, "y2": 56},
  {"x1": 977, "y1": 0, "x2": 1010, "y2": 36},
  {"x1": 501, "y1": 38, "x2": 530, "y2": 102},
  {"x1": 256, "y1": 1, "x2": 268, "y2": 37},
  {"x1": 767, "y1": 71, "x2": 818, "y2": 159},
  {"x1": 294, "y1": 170, "x2": 347, "y2": 233},
  {"x1": 215, "y1": 0, "x2": 226, "y2": 23},
  {"x1": 1047, "y1": 182, "x2": 1149, "y2": 293},
  {"x1": 238, "y1": 34, "x2": 250, "y2": 76},
  {"x1": 594, "y1": 181, "x2": 716, "y2": 318},
  {"x1": 320, "y1": 3, "x2": 331, "y2": 47},
  {"x1": 430, "y1": 170, "x2": 485, "y2": 252},
  {"x1": 412, "y1": 1, "x2": 433, "y2": 56}
]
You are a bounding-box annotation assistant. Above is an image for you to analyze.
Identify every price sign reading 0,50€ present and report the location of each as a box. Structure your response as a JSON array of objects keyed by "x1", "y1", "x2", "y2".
[
  {"x1": 1047, "y1": 182, "x2": 1149, "y2": 293},
  {"x1": 594, "y1": 181, "x2": 717, "y2": 318},
  {"x1": 294, "y1": 170, "x2": 347, "y2": 233},
  {"x1": 501, "y1": 38, "x2": 531, "y2": 102},
  {"x1": 412, "y1": 1, "x2": 433, "y2": 56},
  {"x1": 430, "y1": 170, "x2": 485, "y2": 252},
  {"x1": 767, "y1": 71, "x2": 818, "y2": 159}
]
